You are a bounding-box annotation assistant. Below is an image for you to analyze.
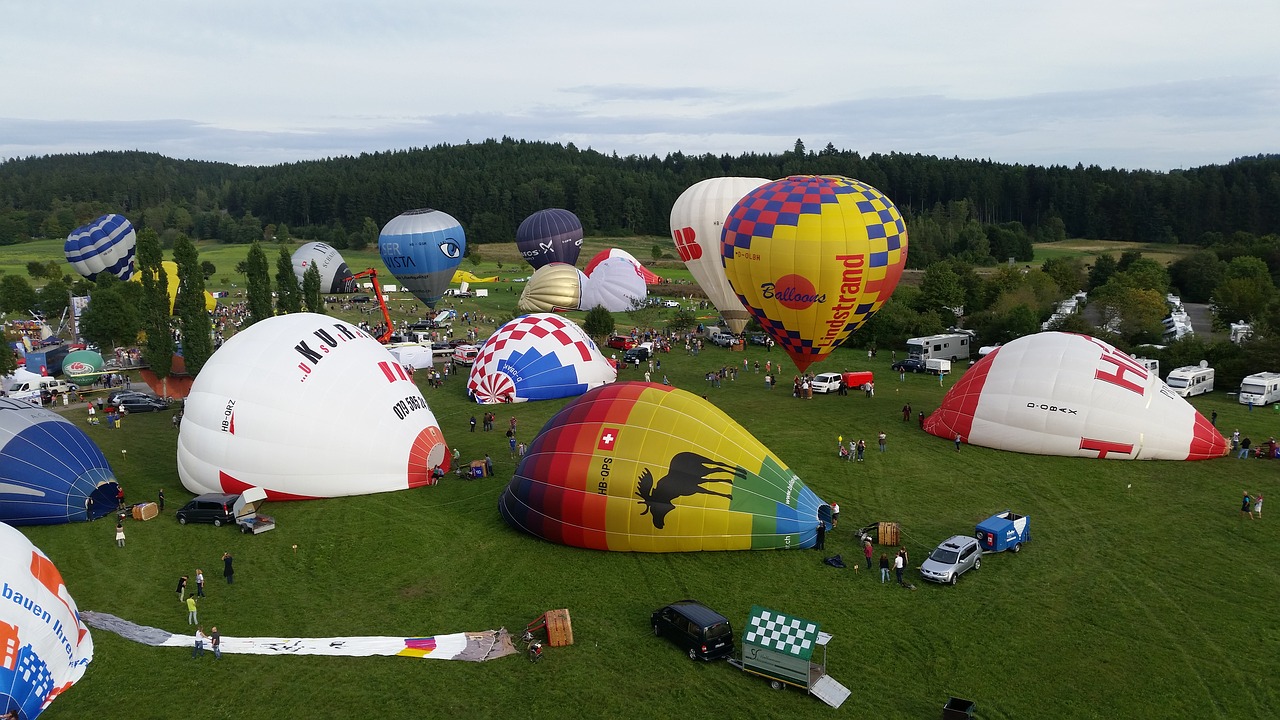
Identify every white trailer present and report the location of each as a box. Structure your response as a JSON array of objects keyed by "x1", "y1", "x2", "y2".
[
  {"x1": 1165, "y1": 363, "x2": 1214, "y2": 398},
  {"x1": 905, "y1": 332, "x2": 973, "y2": 361},
  {"x1": 1238, "y1": 372, "x2": 1280, "y2": 406}
]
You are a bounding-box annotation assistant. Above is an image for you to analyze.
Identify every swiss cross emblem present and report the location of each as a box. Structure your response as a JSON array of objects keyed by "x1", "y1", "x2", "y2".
[{"x1": 598, "y1": 427, "x2": 620, "y2": 451}]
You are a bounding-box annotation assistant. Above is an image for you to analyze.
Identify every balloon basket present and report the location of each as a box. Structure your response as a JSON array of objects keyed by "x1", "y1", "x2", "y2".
[{"x1": 525, "y1": 609, "x2": 574, "y2": 648}]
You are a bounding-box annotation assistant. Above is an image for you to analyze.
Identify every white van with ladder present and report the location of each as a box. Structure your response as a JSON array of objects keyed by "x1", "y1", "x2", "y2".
[
  {"x1": 1238, "y1": 372, "x2": 1280, "y2": 406},
  {"x1": 1165, "y1": 363, "x2": 1213, "y2": 398}
]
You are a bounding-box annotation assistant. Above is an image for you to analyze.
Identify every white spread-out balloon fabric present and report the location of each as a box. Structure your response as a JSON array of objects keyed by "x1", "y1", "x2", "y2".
[
  {"x1": 669, "y1": 177, "x2": 772, "y2": 334},
  {"x1": 580, "y1": 257, "x2": 647, "y2": 312},
  {"x1": 924, "y1": 332, "x2": 1227, "y2": 460},
  {"x1": 467, "y1": 314, "x2": 615, "y2": 404},
  {"x1": 177, "y1": 314, "x2": 449, "y2": 499},
  {"x1": 0, "y1": 522, "x2": 93, "y2": 718}
]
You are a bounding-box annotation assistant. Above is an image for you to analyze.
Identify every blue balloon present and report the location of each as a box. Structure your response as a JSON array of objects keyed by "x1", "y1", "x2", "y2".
[
  {"x1": 516, "y1": 209, "x2": 583, "y2": 269},
  {"x1": 0, "y1": 398, "x2": 119, "y2": 525},
  {"x1": 64, "y1": 214, "x2": 137, "y2": 281},
  {"x1": 378, "y1": 208, "x2": 466, "y2": 309}
]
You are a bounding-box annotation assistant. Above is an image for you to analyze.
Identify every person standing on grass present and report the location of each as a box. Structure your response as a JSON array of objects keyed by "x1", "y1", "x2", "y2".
[
  {"x1": 880, "y1": 553, "x2": 890, "y2": 583},
  {"x1": 864, "y1": 540, "x2": 874, "y2": 571},
  {"x1": 195, "y1": 569, "x2": 205, "y2": 598},
  {"x1": 192, "y1": 626, "x2": 206, "y2": 658},
  {"x1": 1254, "y1": 494, "x2": 1264, "y2": 519},
  {"x1": 955, "y1": 433, "x2": 963, "y2": 451},
  {"x1": 878, "y1": 431, "x2": 887, "y2": 453},
  {"x1": 114, "y1": 522, "x2": 125, "y2": 548},
  {"x1": 222, "y1": 552, "x2": 234, "y2": 584},
  {"x1": 176, "y1": 575, "x2": 188, "y2": 601},
  {"x1": 814, "y1": 522, "x2": 825, "y2": 551},
  {"x1": 894, "y1": 549, "x2": 905, "y2": 585},
  {"x1": 210, "y1": 626, "x2": 221, "y2": 660},
  {"x1": 1238, "y1": 437, "x2": 1252, "y2": 459},
  {"x1": 1242, "y1": 491, "x2": 1255, "y2": 519},
  {"x1": 186, "y1": 595, "x2": 198, "y2": 625},
  {"x1": 157, "y1": 488, "x2": 165, "y2": 512}
]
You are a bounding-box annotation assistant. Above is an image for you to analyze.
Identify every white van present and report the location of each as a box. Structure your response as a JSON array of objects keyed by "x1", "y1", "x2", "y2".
[
  {"x1": 1238, "y1": 372, "x2": 1280, "y2": 406},
  {"x1": 1165, "y1": 364, "x2": 1214, "y2": 398},
  {"x1": 6, "y1": 377, "x2": 72, "y2": 404},
  {"x1": 451, "y1": 344, "x2": 480, "y2": 367}
]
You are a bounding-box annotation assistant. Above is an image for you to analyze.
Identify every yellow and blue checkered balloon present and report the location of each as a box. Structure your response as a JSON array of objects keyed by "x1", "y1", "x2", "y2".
[{"x1": 721, "y1": 175, "x2": 909, "y2": 372}]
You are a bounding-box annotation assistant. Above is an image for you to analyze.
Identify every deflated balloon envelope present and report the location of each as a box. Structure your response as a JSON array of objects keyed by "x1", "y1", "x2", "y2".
[
  {"x1": 580, "y1": 257, "x2": 647, "y2": 312},
  {"x1": 176, "y1": 313, "x2": 449, "y2": 499},
  {"x1": 467, "y1": 314, "x2": 615, "y2": 404},
  {"x1": 0, "y1": 398, "x2": 120, "y2": 525},
  {"x1": 517, "y1": 263, "x2": 587, "y2": 313},
  {"x1": 292, "y1": 241, "x2": 354, "y2": 293},
  {"x1": 0, "y1": 522, "x2": 94, "y2": 718},
  {"x1": 722, "y1": 175, "x2": 909, "y2": 373},
  {"x1": 670, "y1": 177, "x2": 772, "y2": 335},
  {"x1": 516, "y1": 209, "x2": 583, "y2": 270},
  {"x1": 499, "y1": 382, "x2": 829, "y2": 552},
  {"x1": 64, "y1": 213, "x2": 136, "y2": 281},
  {"x1": 584, "y1": 247, "x2": 660, "y2": 284},
  {"x1": 924, "y1": 331, "x2": 1227, "y2": 460},
  {"x1": 378, "y1": 208, "x2": 466, "y2": 310}
]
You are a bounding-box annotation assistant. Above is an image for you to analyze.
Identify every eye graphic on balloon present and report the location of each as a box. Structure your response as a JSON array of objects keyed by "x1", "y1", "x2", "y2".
[{"x1": 439, "y1": 240, "x2": 462, "y2": 259}]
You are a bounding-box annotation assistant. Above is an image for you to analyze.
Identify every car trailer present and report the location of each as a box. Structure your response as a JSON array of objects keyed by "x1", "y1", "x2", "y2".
[{"x1": 728, "y1": 605, "x2": 850, "y2": 708}]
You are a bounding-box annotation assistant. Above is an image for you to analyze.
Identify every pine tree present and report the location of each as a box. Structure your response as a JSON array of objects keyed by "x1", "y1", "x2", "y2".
[
  {"x1": 275, "y1": 246, "x2": 302, "y2": 314},
  {"x1": 173, "y1": 235, "x2": 214, "y2": 375},
  {"x1": 302, "y1": 264, "x2": 324, "y2": 314},
  {"x1": 136, "y1": 228, "x2": 174, "y2": 380},
  {"x1": 245, "y1": 242, "x2": 273, "y2": 326}
]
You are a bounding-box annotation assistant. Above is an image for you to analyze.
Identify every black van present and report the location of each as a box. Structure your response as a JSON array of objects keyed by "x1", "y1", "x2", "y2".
[
  {"x1": 176, "y1": 493, "x2": 238, "y2": 527},
  {"x1": 650, "y1": 600, "x2": 734, "y2": 661}
]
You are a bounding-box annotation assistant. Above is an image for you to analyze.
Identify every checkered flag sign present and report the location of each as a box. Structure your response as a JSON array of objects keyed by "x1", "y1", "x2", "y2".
[{"x1": 744, "y1": 607, "x2": 819, "y2": 658}]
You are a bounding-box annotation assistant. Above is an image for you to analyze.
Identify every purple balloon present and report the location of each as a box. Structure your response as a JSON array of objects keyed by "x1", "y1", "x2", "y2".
[{"x1": 516, "y1": 209, "x2": 583, "y2": 269}]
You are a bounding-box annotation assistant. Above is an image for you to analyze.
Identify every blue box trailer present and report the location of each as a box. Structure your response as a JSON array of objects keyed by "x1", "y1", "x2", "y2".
[{"x1": 975, "y1": 511, "x2": 1029, "y2": 553}]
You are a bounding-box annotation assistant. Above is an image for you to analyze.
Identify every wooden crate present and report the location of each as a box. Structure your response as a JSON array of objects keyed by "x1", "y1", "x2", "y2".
[
  {"x1": 131, "y1": 502, "x2": 159, "y2": 521},
  {"x1": 543, "y1": 609, "x2": 573, "y2": 647}
]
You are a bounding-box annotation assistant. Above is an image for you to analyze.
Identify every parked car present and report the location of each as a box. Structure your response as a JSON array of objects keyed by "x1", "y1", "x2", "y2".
[
  {"x1": 607, "y1": 336, "x2": 637, "y2": 351},
  {"x1": 748, "y1": 333, "x2": 770, "y2": 346},
  {"x1": 176, "y1": 493, "x2": 239, "y2": 527},
  {"x1": 919, "y1": 535, "x2": 982, "y2": 585},
  {"x1": 811, "y1": 372, "x2": 845, "y2": 394},
  {"x1": 622, "y1": 348, "x2": 649, "y2": 365},
  {"x1": 350, "y1": 295, "x2": 371, "y2": 303},
  {"x1": 116, "y1": 395, "x2": 170, "y2": 413},
  {"x1": 709, "y1": 332, "x2": 737, "y2": 348},
  {"x1": 651, "y1": 600, "x2": 734, "y2": 661},
  {"x1": 661, "y1": 299, "x2": 680, "y2": 308},
  {"x1": 891, "y1": 358, "x2": 927, "y2": 374}
]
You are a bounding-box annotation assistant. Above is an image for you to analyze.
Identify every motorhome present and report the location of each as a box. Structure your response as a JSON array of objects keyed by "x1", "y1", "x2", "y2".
[
  {"x1": 1238, "y1": 372, "x2": 1280, "y2": 407},
  {"x1": 1165, "y1": 364, "x2": 1214, "y2": 398},
  {"x1": 905, "y1": 332, "x2": 973, "y2": 361}
]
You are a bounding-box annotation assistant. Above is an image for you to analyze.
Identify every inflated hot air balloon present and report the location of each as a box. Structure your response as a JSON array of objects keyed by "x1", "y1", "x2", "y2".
[
  {"x1": 499, "y1": 383, "x2": 830, "y2": 552},
  {"x1": 923, "y1": 332, "x2": 1227, "y2": 460},
  {"x1": 516, "y1": 209, "x2": 583, "y2": 270},
  {"x1": 176, "y1": 313, "x2": 450, "y2": 499},
  {"x1": 129, "y1": 261, "x2": 216, "y2": 314},
  {"x1": 468, "y1": 314, "x2": 615, "y2": 404},
  {"x1": 517, "y1": 263, "x2": 587, "y2": 313},
  {"x1": 60, "y1": 351, "x2": 104, "y2": 383},
  {"x1": 64, "y1": 214, "x2": 137, "y2": 281},
  {"x1": 292, "y1": 242, "x2": 354, "y2": 293},
  {"x1": 0, "y1": 522, "x2": 93, "y2": 718},
  {"x1": 378, "y1": 209, "x2": 466, "y2": 309},
  {"x1": 584, "y1": 248, "x2": 660, "y2": 284},
  {"x1": 0, "y1": 398, "x2": 119, "y2": 525},
  {"x1": 670, "y1": 177, "x2": 771, "y2": 335},
  {"x1": 722, "y1": 175, "x2": 908, "y2": 372},
  {"x1": 580, "y1": 257, "x2": 647, "y2": 312}
]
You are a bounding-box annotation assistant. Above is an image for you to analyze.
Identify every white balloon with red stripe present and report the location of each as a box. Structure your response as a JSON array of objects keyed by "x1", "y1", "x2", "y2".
[
  {"x1": 177, "y1": 313, "x2": 450, "y2": 499},
  {"x1": 468, "y1": 314, "x2": 615, "y2": 404},
  {"x1": 923, "y1": 332, "x2": 1227, "y2": 460}
]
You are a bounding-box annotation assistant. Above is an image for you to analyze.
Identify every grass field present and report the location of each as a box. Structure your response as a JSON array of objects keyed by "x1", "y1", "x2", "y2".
[{"x1": 4, "y1": 237, "x2": 1279, "y2": 719}]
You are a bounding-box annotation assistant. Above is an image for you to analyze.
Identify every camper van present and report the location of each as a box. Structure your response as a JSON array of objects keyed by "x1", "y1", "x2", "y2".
[
  {"x1": 905, "y1": 332, "x2": 973, "y2": 361},
  {"x1": 5, "y1": 376, "x2": 72, "y2": 405},
  {"x1": 1165, "y1": 364, "x2": 1214, "y2": 398},
  {"x1": 1238, "y1": 372, "x2": 1280, "y2": 407}
]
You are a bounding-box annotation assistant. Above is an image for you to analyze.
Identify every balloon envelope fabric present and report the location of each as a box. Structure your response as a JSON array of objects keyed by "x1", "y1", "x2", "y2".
[
  {"x1": 499, "y1": 382, "x2": 829, "y2": 552},
  {"x1": 64, "y1": 214, "x2": 136, "y2": 281},
  {"x1": 467, "y1": 314, "x2": 614, "y2": 404}
]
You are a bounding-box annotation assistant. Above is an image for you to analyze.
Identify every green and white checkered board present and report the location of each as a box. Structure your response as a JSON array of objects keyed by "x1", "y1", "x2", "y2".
[{"x1": 744, "y1": 607, "x2": 818, "y2": 658}]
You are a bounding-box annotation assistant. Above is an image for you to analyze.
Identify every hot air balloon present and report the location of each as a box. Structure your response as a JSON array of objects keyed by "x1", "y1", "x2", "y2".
[
  {"x1": 516, "y1": 209, "x2": 583, "y2": 270},
  {"x1": 498, "y1": 383, "x2": 830, "y2": 552},
  {"x1": 129, "y1": 261, "x2": 216, "y2": 314},
  {"x1": 517, "y1": 263, "x2": 588, "y2": 313},
  {"x1": 0, "y1": 522, "x2": 94, "y2": 718},
  {"x1": 60, "y1": 351, "x2": 104, "y2": 384},
  {"x1": 0, "y1": 398, "x2": 120, "y2": 525},
  {"x1": 291, "y1": 242, "x2": 354, "y2": 293},
  {"x1": 670, "y1": 177, "x2": 772, "y2": 335},
  {"x1": 176, "y1": 313, "x2": 450, "y2": 499},
  {"x1": 584, "y1": 248, "x2": 661, "y2": 284},
  {"x1": 721, "y1": 175, "x2": 908, "y2": 373},
  {"x1": 64, "y1": 214, "x2": 137, "y2": 282},
  {"x1": 580, "y1": 257, "x2": 647, "y2": 312},
  {"x1": 467, "y1": 314, "x2": 615, "y2": 404},
  {"x1": 378, "y1": 209, "x2": 466, "y2": 310},
  {"x1": 923, "y1": 332, "x2": 1227, "y2": 460}
]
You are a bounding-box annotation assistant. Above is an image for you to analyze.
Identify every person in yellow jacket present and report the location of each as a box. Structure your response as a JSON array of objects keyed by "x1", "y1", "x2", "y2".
[{"x1": 186, "y1": 595, "x2": 198, "y2": 625}]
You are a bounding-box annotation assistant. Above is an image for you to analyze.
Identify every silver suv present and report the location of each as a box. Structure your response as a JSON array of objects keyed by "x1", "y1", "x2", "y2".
[
  {"x1": 709, "y1": 332, "x2": 736, "y2": 348},
  {"x1": 919, "y1": 535, "x2": 982, "y2": 585}
]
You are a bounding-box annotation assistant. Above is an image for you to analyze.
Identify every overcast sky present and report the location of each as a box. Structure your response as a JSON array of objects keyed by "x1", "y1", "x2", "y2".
[{"x1": 2, "y1": 1, "x2": 1277, "y2": 171}]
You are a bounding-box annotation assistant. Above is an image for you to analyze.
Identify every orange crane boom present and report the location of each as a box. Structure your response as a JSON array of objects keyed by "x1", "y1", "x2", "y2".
[{"x1": 349, "y1": 268, "x2": 395, "y2": 343}]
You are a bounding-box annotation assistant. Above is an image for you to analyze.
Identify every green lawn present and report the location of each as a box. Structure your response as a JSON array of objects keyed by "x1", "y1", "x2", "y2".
[{"x1": 18, "y1": 333, "x2": 1280, "y2": 720}]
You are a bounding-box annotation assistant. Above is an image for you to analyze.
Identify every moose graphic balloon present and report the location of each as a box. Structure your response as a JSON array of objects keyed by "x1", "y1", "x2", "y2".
[
  {"x1": 722, "y1": 175, "x2": 908, "y2": 372},
  {"x1": 923, "y1": 332, "x2": 1228, "y2": 460},
  {"x1": 498, "y1": 383, "x2": 830, "y2": 552}
]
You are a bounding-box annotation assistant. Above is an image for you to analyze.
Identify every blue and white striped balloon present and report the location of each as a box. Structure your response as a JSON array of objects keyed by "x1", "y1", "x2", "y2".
[{"x1": 64, "y1": 214, "x2": 137, "y2": 281}]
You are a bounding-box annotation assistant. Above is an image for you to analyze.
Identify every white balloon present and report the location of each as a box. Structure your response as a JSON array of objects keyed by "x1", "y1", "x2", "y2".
[
  {"x1": 177, "y1": 314, "x2": 449, "y2": 498},
  {"x1": 467, "y1": 314, "x2": 616, "y2": 404},
  {"x1": 0, "y1": 522, "x2": 93, "y2": 717},
  {"x1": 291, "y1": 242, "x2": 354, "y2": 294},
  {"x1": 580, "y1": 258, "x2": 647, "y2": 312},
  {"x1": 669, "y1": 177, "x2": 772, "y2": 334},
  {"x1": 924, "y1": 332, "x2": 1227, "y2": 460}
]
